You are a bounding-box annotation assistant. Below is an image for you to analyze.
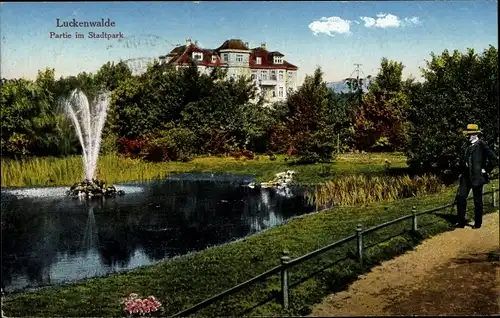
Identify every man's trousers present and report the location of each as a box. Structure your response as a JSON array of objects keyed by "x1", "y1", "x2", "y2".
[{"x1": 456, "y1": 175, "x2": 484, "y2": 227}]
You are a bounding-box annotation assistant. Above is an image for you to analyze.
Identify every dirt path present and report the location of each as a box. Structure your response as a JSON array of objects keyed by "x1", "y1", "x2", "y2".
[{"x1": 310, "y1": 212, "x2": 500, "y2": 316}]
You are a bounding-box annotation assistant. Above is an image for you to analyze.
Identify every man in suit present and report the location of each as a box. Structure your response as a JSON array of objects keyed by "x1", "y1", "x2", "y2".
[{"x1": 455, "y1": 124, "x2": 499, "y2": 229}]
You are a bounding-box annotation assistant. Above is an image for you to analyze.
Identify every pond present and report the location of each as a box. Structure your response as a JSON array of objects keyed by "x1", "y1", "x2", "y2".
[{"x1": 1, "y1": 173, "x2": 314, "y2": 293}]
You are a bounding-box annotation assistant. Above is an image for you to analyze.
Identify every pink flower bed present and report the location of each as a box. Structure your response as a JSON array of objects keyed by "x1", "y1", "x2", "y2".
[{"x1": 121, "y1": 293, "x2": 163, "y2": 316}]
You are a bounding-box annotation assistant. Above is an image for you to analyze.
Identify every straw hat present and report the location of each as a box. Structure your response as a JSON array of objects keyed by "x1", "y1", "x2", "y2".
[{"x1": 463, "y1": 123, "x2": 481, "y2": 135}]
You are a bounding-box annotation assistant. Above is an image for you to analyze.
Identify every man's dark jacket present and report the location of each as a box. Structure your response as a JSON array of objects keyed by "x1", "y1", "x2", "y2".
[{"x1": 460, "y1": 140, "x2": 499, "y2": 187}]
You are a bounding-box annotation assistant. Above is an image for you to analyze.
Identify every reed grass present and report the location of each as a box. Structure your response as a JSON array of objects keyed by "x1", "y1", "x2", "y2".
[
  {"x1": 307, "y1": 174, "x2": 445, "y2": 209},
  {"x1": 0, "y1": 154, "x2": 187, "y2": 188},
  {"x1": 1, "y1": 153, "x2": 408, "y2": 188}
]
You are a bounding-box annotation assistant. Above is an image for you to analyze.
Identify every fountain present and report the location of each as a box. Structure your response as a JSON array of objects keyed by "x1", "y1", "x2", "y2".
[{"x1": 63, "y1": 89, "x2": 124, "y2": 198}]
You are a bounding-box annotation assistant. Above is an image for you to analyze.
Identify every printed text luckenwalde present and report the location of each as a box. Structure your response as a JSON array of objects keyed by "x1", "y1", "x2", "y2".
[{"x1": 56, "y1": 18, "x2": 116, "y2": 28}]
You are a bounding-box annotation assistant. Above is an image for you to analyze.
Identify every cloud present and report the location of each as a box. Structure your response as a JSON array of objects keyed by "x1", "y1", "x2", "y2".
[
  {"x1": 404, "y1": 16, "x2": 421, "y2": 25},
  {"x1": 360, "y1": 13, "x2": 421, "y2": 29},
  {"x1": 308, "y1": 16, "x2": 354, "y2": 37}
]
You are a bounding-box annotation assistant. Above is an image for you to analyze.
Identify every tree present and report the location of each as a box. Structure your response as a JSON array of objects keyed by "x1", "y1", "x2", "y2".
[
  {"x1": 344, "y1": 75, "x2": 372, "y2": 110},
  {"x1": 111, "y1": 59, "x2": 260, "y2": 158},
  {"x1": 180, "y1": 69, "x2": 258, "y2": 153},
  {"x1": 0, "y1": 69, "x2": 58, "y2": 156},
  {"x1": 351, "y1": 58, "x2": 409, "y2": 151},
  {"x1": 95, "y1": 60, "x2": 132, "y2": 92},
  {"x1": 93, "y1": 61, "x2": 133, "y2": 154},
  {"x1": 405, "y1": 46, "x2": 499, "y2": 175},
  {"x1": 270, "y1": 67, "x2": 348, "y2": 162},
  {"x1": 471, "y1": 46, "x2": 499, "y2": 153},
  {"x1": 33, "y1": 68, "x2": 67, "y2": 156},
  {"x1": 111, "y1": 61, "x2": 183, "y2": 139}
]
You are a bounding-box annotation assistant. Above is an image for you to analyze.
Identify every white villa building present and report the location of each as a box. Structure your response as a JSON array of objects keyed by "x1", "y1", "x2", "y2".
[{"x1": 159, "y1": 39, "x2": 299, "y2": 103}]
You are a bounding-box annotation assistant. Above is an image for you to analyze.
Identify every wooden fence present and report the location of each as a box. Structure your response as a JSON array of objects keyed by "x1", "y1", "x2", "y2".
[{"x1": 172, "y1": 186, "x2": 499, "y2": 317}]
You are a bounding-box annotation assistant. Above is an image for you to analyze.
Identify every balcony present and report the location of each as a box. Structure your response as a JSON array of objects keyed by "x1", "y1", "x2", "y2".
[{"x1": 258, "y1": 76, "x2": 278, "y2": 86}]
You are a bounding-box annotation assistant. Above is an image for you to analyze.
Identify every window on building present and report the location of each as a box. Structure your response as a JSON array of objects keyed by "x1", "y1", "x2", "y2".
[
  {"x1": 270, "y1": 70, "x2": 276, "y2": 80},
  {"x1": 193, "y1": 52, "x2": 203, "y2": 61},
  {"x1": 256, "y1": 57, "x2": 262, "y2": 65},
  {"x1": 251, "y1": 71, "x2": 257, "y2": 80},
  {"x1": 223, "y1": 54, "x2": 228, "y2": 62},
  {"x1": 288, "y1": 71, "x2": 294, "y2": 78},
  {"x1": 261, "y1": 71, "x2": 268, "y2": 80},
  {"x1": 279, "y1": 86, "x2": 284, "y2": 97},
  {"x1": 236, "y1": 54, "x2": 243, "y2": 62},
  {"x1": 279, "y1": 71, "x2": 284, "y2": 80},
  {"x1": 274, "y1": 56, "x2": 283, "y2": 64},
  {"x1": 211, "y1": 55, "x2": 217, "y2": 63}
]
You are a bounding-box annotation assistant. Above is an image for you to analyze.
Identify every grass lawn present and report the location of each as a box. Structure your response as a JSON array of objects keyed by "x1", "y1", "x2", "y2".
[
  {"x1": 1, "y1": 152, "x2": 407, "y2": 188},
  {"x1": 3, "y1": 183, "x2": 497, "y2": 317}
]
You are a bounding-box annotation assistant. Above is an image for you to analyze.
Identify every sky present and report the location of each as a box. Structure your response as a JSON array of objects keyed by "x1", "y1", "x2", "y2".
[{"x1": 1, "y1": 1, "x2": 498, "y2": 85}]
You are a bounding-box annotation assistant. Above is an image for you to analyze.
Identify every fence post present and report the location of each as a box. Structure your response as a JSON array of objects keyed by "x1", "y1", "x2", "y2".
[
  {"x1": 412, "y1": 206, "x2": 418, "y2": 232},
  {"x1": 492, "y1": 185, "x2": 497, "y2": 207},
  {"x1": 356, "y1": 224, "x2": 363, "y2": 266},
  {"x1": 280, "y1": 249, "x2": 291, "y2": 309}
]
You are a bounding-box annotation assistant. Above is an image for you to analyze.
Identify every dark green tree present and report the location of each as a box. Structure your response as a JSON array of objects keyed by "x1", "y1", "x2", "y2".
[
  {"x1": 111, "y1": 61, "x2": 183, "y2": 139},
  {"x1": 405, "y1": 46, "x2": 499, "y2": 176},
  {"x1": 1, "y1": 69, "x2": 57, "y2": 156},
  {"x1": 180, "y1": 70, "x2": 257, "y2": 153},
  {"x1": 271, "y1": 67, "x2": 349, "y2": 162},
  {"x1": 95, "y1": 60, "x2": 132, "y2": 92},
  {"x1": 352, "y1": 58, "x2": 410, "y2": 151}
]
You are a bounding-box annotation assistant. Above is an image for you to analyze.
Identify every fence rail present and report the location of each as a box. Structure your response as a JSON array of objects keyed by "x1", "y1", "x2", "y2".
[{"x1": 172, "y1": 187, "x2": 499, "y2": 317}]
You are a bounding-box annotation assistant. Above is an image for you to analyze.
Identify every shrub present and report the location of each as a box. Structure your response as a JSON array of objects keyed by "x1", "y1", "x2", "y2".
[
  {"x1": 117, "y1": 137, "x2": 150, "y2": 159},
  {"x1": 205, "y1": 131, "x2": 237, "y2": 155},
  {"x1": 241, "y1": 149, "x2": 254, "y2": 160},
  {"x1": 143, "y1": 127, "x2": 197, "y2": 162},
  {"x1": 293, "y1": 130, "x2": 336, "y2": 164},
  {"x1": 265, "y1": 151, "x2": 277, "y2": 161},
  {"x1": 231, "y1": 150, "x2": 242, "y2": 160},
  {"x1": 2, "y1": 132, "x2": 31, "y2": 156},
  {"x1": 287, "y1": 146, "x2": 298, "y2": 156},
  {"x1": 371, "y1": 137, "x2": 393, "y2": 152},
  {"x1": 141, "y1": 140, "x2": 169, "y2": 162}
]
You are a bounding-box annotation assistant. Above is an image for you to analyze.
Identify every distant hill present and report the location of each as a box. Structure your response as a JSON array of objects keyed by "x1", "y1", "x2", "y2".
[{"x1": 326, "y1": 78, "x2": 372, "y2": 94}]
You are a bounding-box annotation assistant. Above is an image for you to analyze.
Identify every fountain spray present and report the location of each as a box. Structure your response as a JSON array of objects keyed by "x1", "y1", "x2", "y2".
[
  {"x1": 65, "y1": 89, "x2": 110, "y2": 181},
  {"x1": 64, "y1": 89, "x2": 123, "y2": 198}
]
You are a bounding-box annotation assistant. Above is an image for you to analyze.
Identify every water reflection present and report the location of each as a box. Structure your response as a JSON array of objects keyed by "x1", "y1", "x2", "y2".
[
  {"x1": 1, "y1": 173, "x2": 313, "y2": 292},
  {"x1": 82, "y1": 207, "x2": 98, "y2": 252}
]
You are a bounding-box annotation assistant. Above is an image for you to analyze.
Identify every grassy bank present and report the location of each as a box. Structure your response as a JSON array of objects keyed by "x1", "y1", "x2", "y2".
[
  {"x1": 1, "y1": 152, "x2": 407, "y2": 188},
  {"x1": 3, "y1": 183, "x2": 497, "y2": 317}
]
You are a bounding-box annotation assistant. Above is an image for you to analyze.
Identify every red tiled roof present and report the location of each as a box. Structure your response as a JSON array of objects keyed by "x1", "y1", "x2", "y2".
[
  {"x1": 166, "y1": 43, "x2": 223, "y2": 67},
  {"x1": 163, "y1": 39, "x2": 297, "y2": 70},
  {"x1": 168, "y1": 45, "x2": 187, "y2": 56},
  {"x1": 249, "y1": 47, "x2": 297, "y2": 70},
  {"x1": 269, "y1": 51, "x2": 284, "y2": 57}
]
